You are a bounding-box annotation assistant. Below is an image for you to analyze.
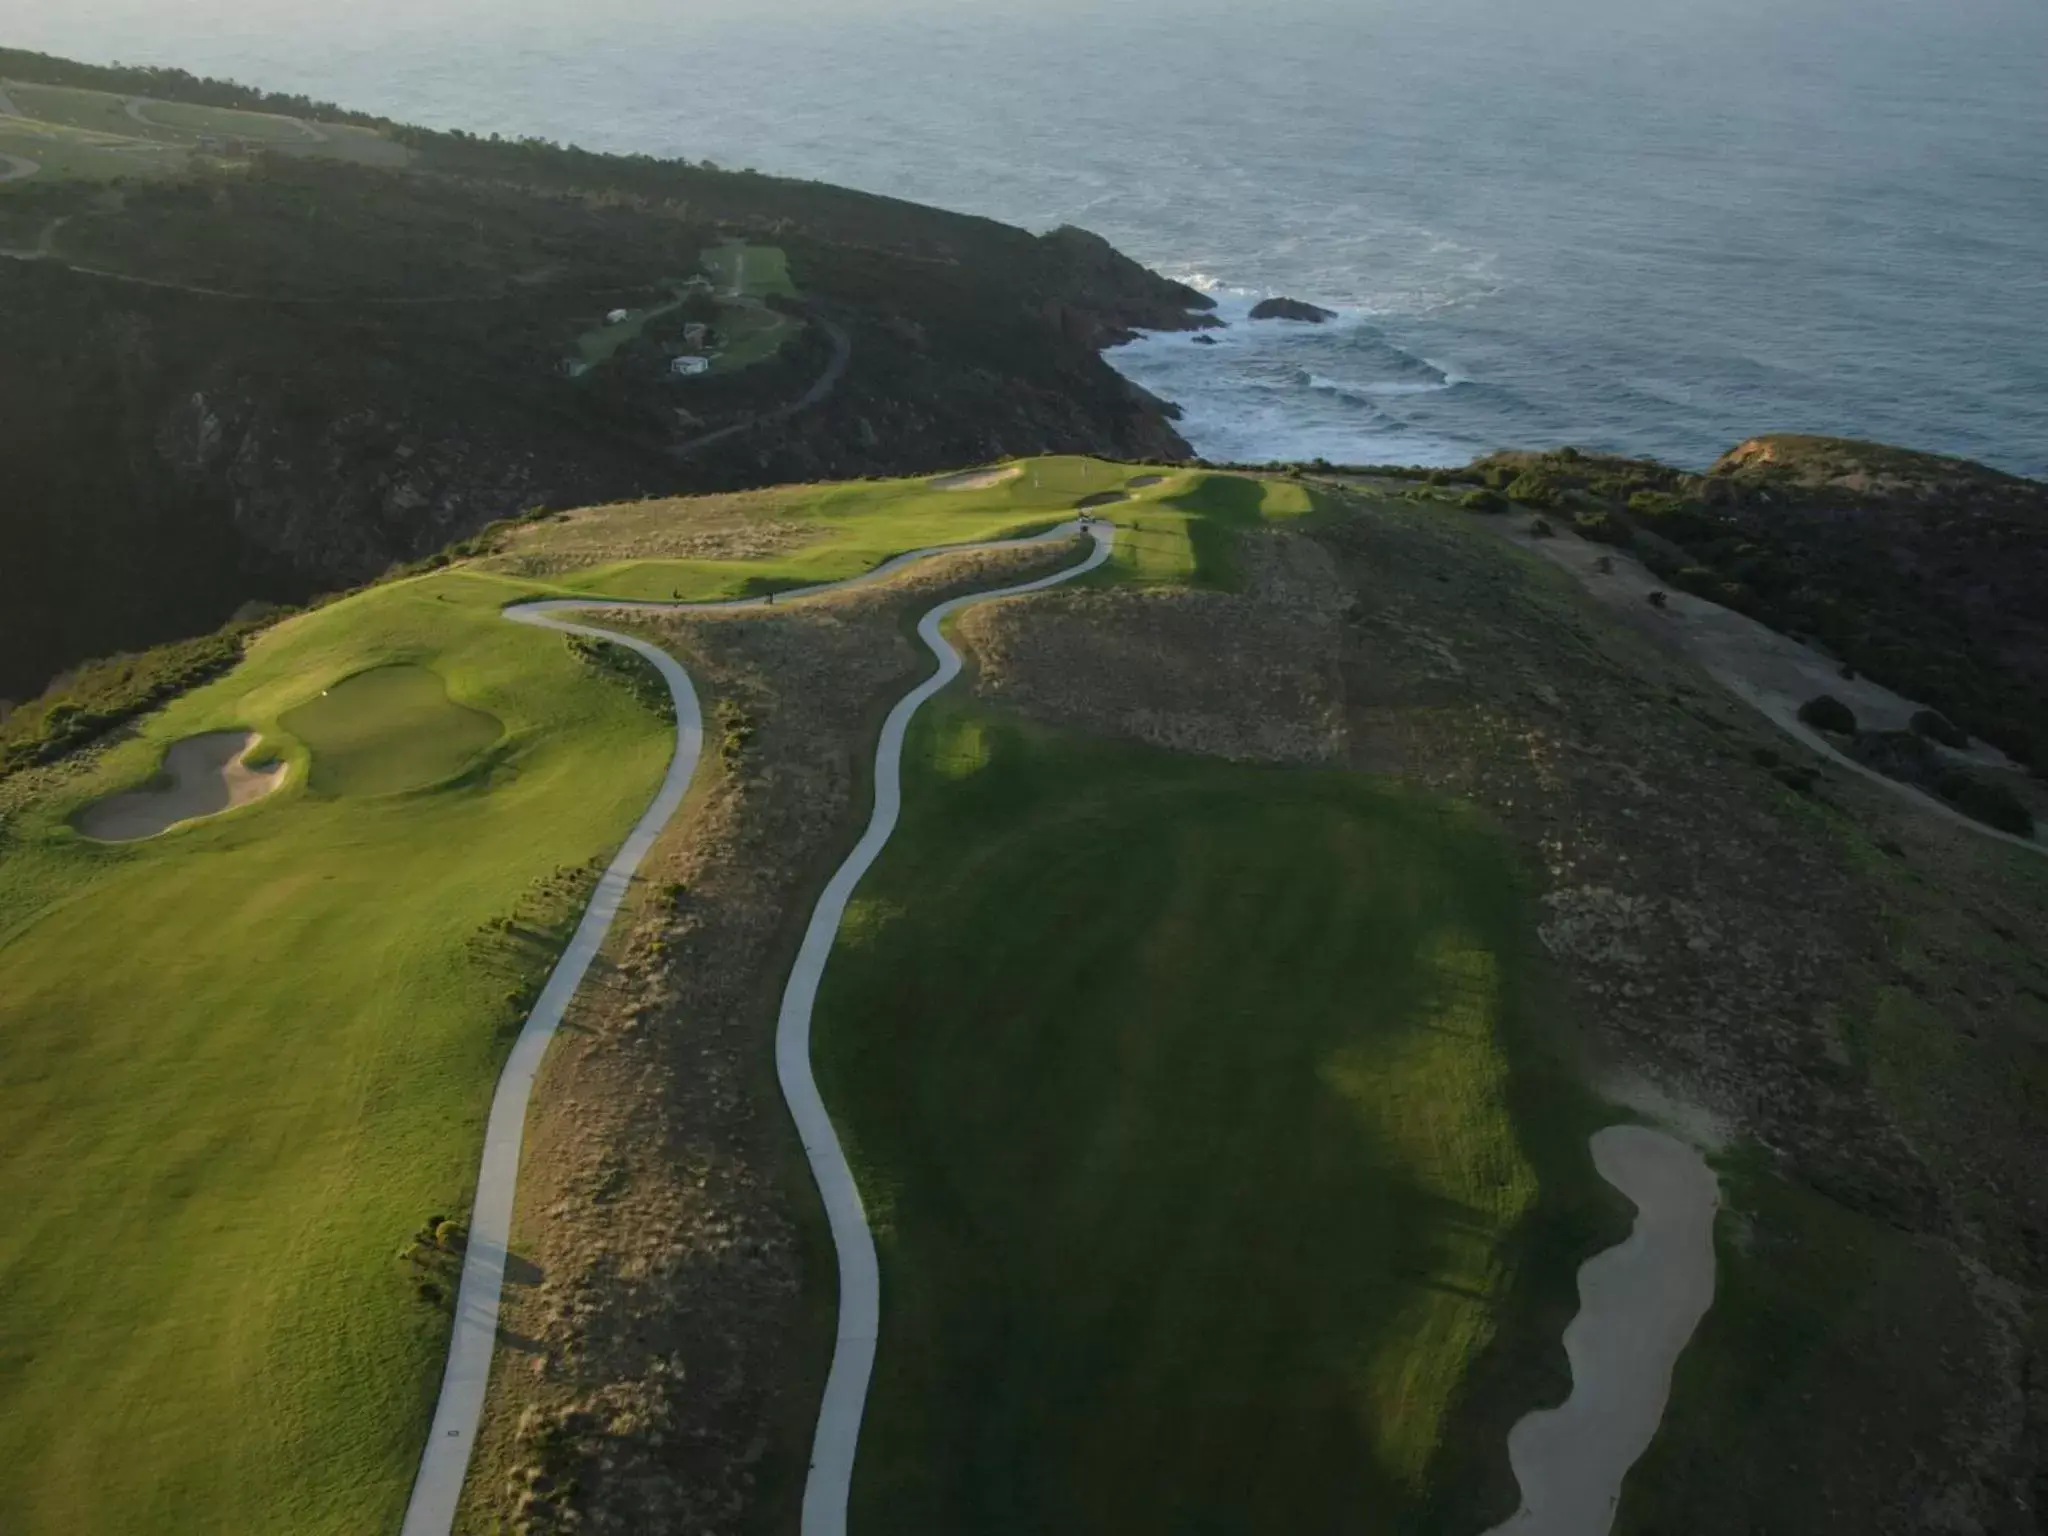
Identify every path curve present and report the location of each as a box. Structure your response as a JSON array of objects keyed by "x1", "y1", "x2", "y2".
[
  {"x1": 673, "y1": 307, "x2": 852, "y2": 459},
  {"x1": 399, "y1": 517, "x2": 1113, "y2": 1536},
  {"x1": 1486, "y1": 1124, "x2": 1719, "y2": 1536}
]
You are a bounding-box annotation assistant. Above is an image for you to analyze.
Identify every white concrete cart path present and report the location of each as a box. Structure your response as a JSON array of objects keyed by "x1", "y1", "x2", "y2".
[{"x1": 399, "y1": 518, "x2": 1113, "y2": 1536}]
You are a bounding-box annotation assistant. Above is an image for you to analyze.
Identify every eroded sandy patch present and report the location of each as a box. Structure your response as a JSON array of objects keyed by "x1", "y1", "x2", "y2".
[
  {"x1": 927, "y1": 465, "x2": 1023, "y2": 492},
  {"x1": 1488, "y1": 1123, "x2": 1719, "y2": 1536},
  {"x1": 78, "y1": 730, "x2": 286, "y2": 842}
]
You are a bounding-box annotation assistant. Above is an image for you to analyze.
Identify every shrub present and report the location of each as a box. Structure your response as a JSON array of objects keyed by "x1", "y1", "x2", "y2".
[
  {"x1": 1935, "y1": 771, "x2": 2035, "y2": 838},
  {"x1": 1775, "y1": 764, "x2": 1820, "y2": 794},
  {"x1": 1573, "y1": 509, "x2": 1632, "y2": 546},
  {"x1": 1594, "y1": 554, "x2": 1616, "y2": 573},
  {"x1": 1627, "y1": 490, "x2": 1684, "y2": 517},
  {"x1": 715, "y1": 699, "x2": 754, "y2": 766},
  {"x1": 1460, "y1": 489, "x2": 1508, "y2": 514},
  {"x1": 1910, "y1": 709, "x2": 1969, "y2": 749},
  {"x1": 1504, "y1": 472, "x2": 1560, "y2": 509},
  {"x1": 1647, "y1": 590, "x2": 1668, "y2": 609},
  {"x1": 1798, "y1": 695, "x2": 1858, "y2": 734},
  {"x1": 1529, "y1": 517, "x2": 1556, "y2": 538}
]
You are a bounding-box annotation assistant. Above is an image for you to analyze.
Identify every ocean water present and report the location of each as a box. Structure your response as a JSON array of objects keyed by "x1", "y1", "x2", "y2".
[{"x1": 12, "y1": 0, "x2": 2047, "y2": 474}]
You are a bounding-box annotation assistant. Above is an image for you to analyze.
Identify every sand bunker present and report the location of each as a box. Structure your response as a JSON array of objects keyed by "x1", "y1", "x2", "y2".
[
  {"x1": 928, "y1": 465, "x2": 1023, "y2": 492},
  {"x1": 78, "y1": 731, "x2": 286, "y2": 842},
  {"x1": 1487, "y1": 1124, "x2": 1718, "y2": 1536},
  {"x1": 1128, "y1": 473, "x2": 1167, "y2": 488}
]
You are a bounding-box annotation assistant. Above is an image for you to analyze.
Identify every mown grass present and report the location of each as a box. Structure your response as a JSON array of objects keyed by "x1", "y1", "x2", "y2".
[
  {"x1": 279, "y1": 662, "x2": 506, "y2": 796},
  {"x1": 703, "y1": 240, "x2": 796, "y2": 298},
  {"x1": 483, "y1": 457, "x2": 1201, "y2": 602},
  {"x1": 0, "y1": 80, "x2": 403, "y2": 188},
  {"x1": 0, "y1": 567, "x2": 671, "y2": 1535},
  {"x1": 1097, "y1": 471, "x2": 1318, "y2": 586},
  {"x1": 813, "y1": 700, "x2": 1611, "y2": 1534},
  {"x1": 709, "y1": 301, "x2": 802, "y2": 373},
  {"x1": 1614, "y1": 1149, "x2": 1991, "y2": 1534}
]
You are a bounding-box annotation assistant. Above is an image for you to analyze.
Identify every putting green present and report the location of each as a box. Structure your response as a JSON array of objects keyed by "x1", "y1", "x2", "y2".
[
  {"x1": 816, "y1": 701, "x2": 1609, "y2": 1534},
  {"x1": 281, "y1": 663, "x2": 504, "y2": 796}
]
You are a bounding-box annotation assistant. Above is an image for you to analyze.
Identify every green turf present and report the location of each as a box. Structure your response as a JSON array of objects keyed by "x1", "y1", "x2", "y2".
[
  {"x1": 574, "y1": 285, "x2": 691, "y2": 366},
  {"x1": 1613, "y1": 1150, "x2": 1991, "y2": 1534},
  {"x1": 0, "y1": 116, "x2": 187, "y2": 185},
  {"x1": 702, "y1": 241, "x2": 796, "y2": 299},
  {"x1": 279, "y1": 663, "x2": 506, "y2": 796},
  {"x1": 1097, "y1": 471, "x2": 1318, "y2": 586},
  {"x1": 813, "y1": 700, "x2": 1609, "y2": 1534},
  {"x1": 0, "y1": 80, "x2": 404, "y2": 188},
  {"x1": 0, "y1": 569, "x2": 671, "y2": 1535},
  {"x1": 709, "y1": 301, "x2": 803, "y2": 373},
  {"x1": 483, "y1": 458, "x2": 1221, "y2": 603}
]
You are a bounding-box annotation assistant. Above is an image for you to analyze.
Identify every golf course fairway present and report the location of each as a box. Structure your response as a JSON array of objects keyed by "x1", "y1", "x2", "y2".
[
  {"x1": 814, "y1": 700, "x2": 1612, "y2": 1535},
  {"x1": 0, "y1": 569, "x2": 672, "y2": 1535}
]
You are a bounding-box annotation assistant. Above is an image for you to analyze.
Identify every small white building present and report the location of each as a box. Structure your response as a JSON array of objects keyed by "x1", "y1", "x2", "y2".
[
  {"x1": 670, "y1": 355, "x2": 711, "y2": 377},
  {"x1": 606, "y1": 308, "x2": 630, "y2": 325}
]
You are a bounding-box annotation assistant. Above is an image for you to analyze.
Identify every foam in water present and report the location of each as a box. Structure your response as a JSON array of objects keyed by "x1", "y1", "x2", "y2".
[{"x1": 1109, "y1": 288, "x2": 1483, "y2": 465}]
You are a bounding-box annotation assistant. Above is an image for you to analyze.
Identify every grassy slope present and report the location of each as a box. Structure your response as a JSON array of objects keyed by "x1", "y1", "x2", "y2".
[
  {"x1": 1096, "y1": 470, "x2": 1317, "y2": 585},
  {"x1": 485, "y1": 456, "x2": 1196, "y2": 601},
  {"x1": 0, "y1": 79, "x2": 404, "y2": 187},
  {"x1": 704, "y1": 241, "x2": 798, "y2": 299},
  {"x1": 813, "y1": 699, "x2": 1611, "y2": 1534},
  {"x1": 0, "y1": 569, "x2": 670, "y2": 1534}
]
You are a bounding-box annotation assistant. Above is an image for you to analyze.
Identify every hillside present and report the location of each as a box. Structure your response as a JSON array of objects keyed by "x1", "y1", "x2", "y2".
[
  {"x1": 0, "y1": 458, "x2": 2042, "y2": 1536},
  {"x1": 0, "y1": 48, "x2": 1211, "y2": 707},
  {"x1": 1446, "y1": 435, "x2": 2048, "y2": 776}
]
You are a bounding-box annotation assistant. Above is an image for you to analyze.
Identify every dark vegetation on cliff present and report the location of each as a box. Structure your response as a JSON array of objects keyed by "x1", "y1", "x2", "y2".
[
  {"x1": 1439, "y1": 436, "x2": 2048, "y2": 776},
  {"x1": 0, "y1": 48, "x2": 1210, "y2": 721}
]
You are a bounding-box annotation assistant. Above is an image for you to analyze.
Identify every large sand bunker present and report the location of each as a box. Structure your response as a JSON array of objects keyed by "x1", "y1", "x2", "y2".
[
  {"x1": 1487, "y1": 1124, "x2": 1719, "y2": 1535},
  {"x1": 78, "y1": 731, "x2": 286, "y2": 842},
  {"x1": 927, "y1": 465, "x2": 1023, "y2": 492}
]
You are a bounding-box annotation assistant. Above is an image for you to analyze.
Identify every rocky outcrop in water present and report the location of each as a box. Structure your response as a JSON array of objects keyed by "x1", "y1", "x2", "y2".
[{"x1": 1249, "y1": 296, "x2": 1336, "y2": 323}]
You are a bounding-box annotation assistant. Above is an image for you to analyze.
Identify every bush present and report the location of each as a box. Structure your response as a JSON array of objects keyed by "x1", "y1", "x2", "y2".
[
  {"x1": 1573, "y1": 509, "x2": 1632, "y2": 546},
  {"x1": 1460, "y1": 489, "x2": 1508, "y2": 514},
  {"x1": 1647, "y1": 590, "x2": 1668, "y2": 609},
  {"x1": 1935, "y1": 771, "x2": 2035, "y2": 838},
  {"x1": 1504, "y1": 471, "x2": 1560, "y2": 509},
  {"x1": 1798, "y1": 695, "x2": 1858, "y2": 734},
  {"x1": 1529, "y1": 517, "x2": 1556, "y2": 538},
  {"x1": 1775, "y1": 764, "x2": 1820, "y2": 794},
  {"x1": 1627, "y1": 490, "x2": 1686, "y2": 518},
  {"x1": 1910, "y1": 709, "x2": 1969, "y2": 749}
]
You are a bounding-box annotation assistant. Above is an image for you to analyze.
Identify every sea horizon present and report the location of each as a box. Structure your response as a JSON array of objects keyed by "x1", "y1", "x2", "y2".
[{"x1": 9, "y1": 0, "x2": 2046, "y2": 476}]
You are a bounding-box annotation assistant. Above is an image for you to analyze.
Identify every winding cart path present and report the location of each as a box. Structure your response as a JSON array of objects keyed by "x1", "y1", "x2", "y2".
[{"x1": 399, "y1": 518, "x2": 1113, "y2": 1536}]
